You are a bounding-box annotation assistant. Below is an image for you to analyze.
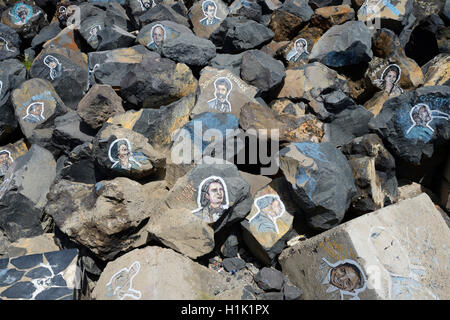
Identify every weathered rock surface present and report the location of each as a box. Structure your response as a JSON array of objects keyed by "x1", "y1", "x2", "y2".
[
  {"x1": 280, "y1": 194, "x2": 450, "y2": 300},
  {"x1": 0, "y1": 144, "x2": 56, "y2": 242},
  {"x1": 309, "y1": 21, "x2": 373, "y2": 67},
  {"x1": 77, "y1": 84, "x2": 125, "y2": 130},
  {"x1": 279, "y1": 142, "x2": 357, "y2": 230},
  {"x1": 45, "y1": 178, "x2": 168, "y2": 261},
  {"x1": 0, "y1": 23, "x2": 20, "y2": 61},
  {"x1": 92, "y1": 246, "x2": 247, "y2": 299}
]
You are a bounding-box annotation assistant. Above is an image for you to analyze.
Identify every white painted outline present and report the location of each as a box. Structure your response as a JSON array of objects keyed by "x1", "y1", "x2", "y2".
[
  {"x1": 106, "y1": 261, "x2": 142, "y2": 300},
  {"x1": 200, "y1": 0, "x2": 221, "y2": 25},
  {"x1": 191, "y1": 175, "x2": 229, "y2": 222},
  {"x1": 320, "y1": 257, "x2": 367, "y2": 300},
  {"x1": 248, "y1": 194, "x2": 286, "y2": 234},
  {"x1": 207, "y1": 77, "x2": 233, "y2": 113},
  {"x1": 286, "y1": 38, "x2": 309, "y2": 62},
  {"x1": 108, "y1": 138, "x2": 142, "y2": 170},
  {"x1": 22, "y1": 101, "x2": 45, "y2": 123},
  {"x1": 147, "y1": 23, "x2": 166, "y2": 48},
  {"x1": 406, "y1": 103, "x2": 450, "y2": 135},
  {"x1": 138, "y1": 0, "x2": 155, "y2": 11},
  {"x1": 0, "y1": 37, "x2": 15, "y2": 52},
  {"x1": 43, "y1": 55, "x2": 62, "y2": 81},
  {"x1": 87, "y1": 24, "x2": 102, "y2": 43}
]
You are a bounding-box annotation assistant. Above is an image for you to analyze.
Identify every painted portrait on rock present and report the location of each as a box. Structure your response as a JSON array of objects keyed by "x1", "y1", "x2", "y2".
[
  {"x1": 249, "y1": 195, "x2": 286, "y2": 234},
  {"x1": 108, "y1": 138, "x2": 142, "y2": 171},
  {"x1": 374, "y1": 64, "x2": 403, "y2": 97},
  {"x1": 191, "y1": 176, "x2": 229, "y2": 224},
  {"x1": 22, "y1": 102, "x2": 45, "y2": 124},
  {"x1": 147, "y1": 24, "x2": 166, "y2": 51},
  {"x1": 200, "y1": 0, "x2": 221, "y2": 26},
  {"x1": 317, "y1": 258, "x2": 367, "y2": 300},
  {"x1": 0, "y1": 150, "x2": 13, "y2": 176},
  {"x1": 43, "y1": 55, "x2": 62, "y2": 81},
  {"x1": 286, "y1": 38, "x2": 309, "y2": 63},
  {"x1": 207, "y1": 77, "x2": 233, "y2": 113}
]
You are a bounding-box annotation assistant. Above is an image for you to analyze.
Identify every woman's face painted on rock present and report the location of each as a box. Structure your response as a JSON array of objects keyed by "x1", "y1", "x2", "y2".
[{"x1": 385, "y1": 70, "x2": 397, "y2": 85}]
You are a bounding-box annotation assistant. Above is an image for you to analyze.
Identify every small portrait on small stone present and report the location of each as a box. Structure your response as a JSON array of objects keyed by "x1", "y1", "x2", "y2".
[
  {"x1": 319, "y1": 257, "x2": 367, "y2": 300},
  {"x1": 22, "y1": 102, "x2": 45, "y2": 124},
  {"x1": 147, "y1": 24, "x2": 166, "y2": 51},
  {"x1": 373, "y1": 64, "x2": 403, "y2": 97},
  {"x1": 192, "y1": 176, "x2": 229, "y2": 224},
  {"x1": 0, "y1": 150, "x2": 13, "y2": 176},
  {"x1": 200, "y1": 0, "x2": 221, "y2": 26},
  {"x1": 108, "y1": 138, "x2": 142, "y2": 170},
  {"x1": 207, "y1": 77, "x2": 232, "y2": 113},
  {"x1": 286, "y1": 38, "x2": 309, "y2": 63},
  {"x1": 0, "y1": 37, "x2": 14, "y2": 52},
  {"x1": 106, "y1": 261, "x2": 142, "y2": 300},
  {"x1": 406, "y1": 103, "x2": 450, "y2": 135},
  {"x1": 43, "y1": 55, "x2": 62, "y2": 81},
  {"x1": 249, "y1": 195, "x2": 286, "y2": 234},
  {"x1": 88, "y1": 24, "x2": 102, "y2": 44},
  {"x1": 138, "y1": 0, "x2": 154, "y2": 10}
]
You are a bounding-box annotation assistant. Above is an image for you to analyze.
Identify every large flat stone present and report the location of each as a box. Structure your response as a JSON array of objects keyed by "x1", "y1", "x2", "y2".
[{"x1": 279, "y1": 194, "x2": 450, "y2": 300}]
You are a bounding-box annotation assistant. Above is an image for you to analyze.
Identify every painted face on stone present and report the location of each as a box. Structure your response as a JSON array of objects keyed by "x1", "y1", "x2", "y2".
[
  {"x1": 48, "y1": 61, "x2": 58, "y2": 69},
  {"x1": 118, "y1": 143, "x2": 130, "y2": 162},
  {"x1": 385, "y1": 70, "x2": 398, "y2": 86},
  {"x1": 417, "y1": 106, "x2": 431, "y2": 125},
  {"x1": 206, "y1": 181, "x2": 224, "y2": 208},
  {"x1": 330, "y1": 264, "x2": 361, "y2": 292},
  {"x1": 142, "y1": 0, "x2": 152, "y2": 9},
  {"x1": 17, "y1": 8, "x2": 29, "y2": 23},
  {"x1": 31, "y1": 104, "x2": 43, "y2": 116},
  {"x1": 152, "y1": 27, "x2": 164, "y2": 46},
  {"x1": 206, "y1": 5, "x2": 216, "y2": 19},
  {"x1": 295, "y1": 41, "x2": 305, "y2": 54},
  {"x1": 0, "y1": 153, "x2": 9, "y2": 165},
  {"x1": 260, "y1": 198, "x2": 283, "y2": 218},
  {"x1": 216, "y1": 84, "x2": 228, "y2": 102}
]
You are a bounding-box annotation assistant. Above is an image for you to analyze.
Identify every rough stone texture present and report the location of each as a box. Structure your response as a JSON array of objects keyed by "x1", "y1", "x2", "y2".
[
  {"x1": 422, "y1": 53, "x2": 450, "y2": 87},
  {"x1": 309, "y1": 21, "x2": 373, "y2": 67},
  {"x1": 0, "y1": 58, "x2": 26, "y2": 141},
  {"x1": 210, "y1": 16, "x2": 274, "y2": 53},
  {"x1": 45, "y1": 178, "x2": 169, "y2": 261},
  {"x1": 139, "y1": 4, "x2": 190, "y2": 28},
  {"x1": 239, "y1": 102, "x2": 325, "y2": 143},
  {"x1": 341, "y1": 134, "x2": 399, "y2": 215},
  {"x1": 277, "y1": 62, "x2": 350, "y2": 120},
  {"x1": 88, "y1": 45, "x2": 149, "y2": 88},
  {"x1": 31, "y1": 23, "x2": 61, "y2": 49},
  {"x1": 254, "y1": 267, "x2": 284, "y2": 291},
  {"x1": 0, "y1": 139, "x2": 28, "y2": 177},
  {"x1": 106, "y1": 94, "x2": 195, "y2": 155},
  {"x1": 283, "y1": 282, "x2": 302, "y2": 300},
  {"x1": 279, "y1": 194, "x2": 450, "y2": 300},
  {"x1": 189, "y1": 0, "x2": 228, "y2": 39},
  {"x1": 136, "y1": 20, "x2": 194, "y2": 53},
  {"x1": 269, "y1": 0, "x2": 314, "y2": 41},
  {"x1": 279, "y1": 142, "x2": 357, "y2": 230},
  {"x1": 77, "y1": 84, "x2": 125, "y2": 130},
  {"x1": 369, "y1": 86, "x2": 450, "y2": 167},
  {"x1": 240, "y1": 49, "x2": 286, "y2": 97},
  {"x1": 92, "y1": 124, "x2": 165, "y2": 179},
  {"x1": 323, "y1": 105, "x2": 373, "y2": 147},
  {"x1": 1, "y1": 3, "x2": 47, "y2": 40},
  {"x1": 42, "y1": 25, "x2": 80, "y2": 52},
  {"x1": 191, "y1": 67, "x2": 258, "y2": 119},
  {"x1": 0, "y1": 23, "x2": 20, "y2": 61},
  {"x1": 161, "y1": 33, "x2": 217, "y2": 67},
  {"x1": 311, "y1": 4, "x2": 355, "y2": 30},
  {"x1": 222, "y1": 257, "x2": 246, "y2": 272},
  {"x1": 282, "y1": 27, "x2": 324, "y2": 66},
  {"x1": 165, "y1": 162, "x2": 252, "y2": 233},
  {"x1": 92, "y1": 246, "x2": 247, "y2": 299},
  {"x1": 11, "y1": 78, "x2": 70, "y2": 148},
  {"x1": 209, "y1": 53, "x2": 243, "y2": 76},
  {"x1": 241, "y1": 179, "x2": 296, "y2": 265},
  {"x1": 0, "y1": 144, "x2": 56, "y2": 242},
  {"x1": 30, "y1": 46, "x2": 89, "y2": 110},
  {"x1": 55, "y1": 142, "x2": 97, "y2": 185},
  {"x1": 145, "y1": 206, "x2": 215, "y2": 259},
  {"x1": 0, "y1": 249, "x2": 82, "y2": 300},
  {"x1": 120, "y1": 52, "x2": 198, "y2": 109}
]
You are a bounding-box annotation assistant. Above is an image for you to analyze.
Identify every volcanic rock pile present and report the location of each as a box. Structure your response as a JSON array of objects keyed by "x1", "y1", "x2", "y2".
[{"x1": 0, "y1": 0, "x2": 449, "y2": 300}]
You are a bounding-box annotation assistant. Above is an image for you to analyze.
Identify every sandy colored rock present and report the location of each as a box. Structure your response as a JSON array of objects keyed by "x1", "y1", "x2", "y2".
[
  {"x1": 280, "y1": 193, "x2": 450, "y2": 300},
  {"x1": 422, "y1": 53, "x2": 450, "y2": 87},
  {"x1": 311, "y1": 4, "x2": 355, "y2": 30}
]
